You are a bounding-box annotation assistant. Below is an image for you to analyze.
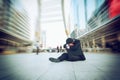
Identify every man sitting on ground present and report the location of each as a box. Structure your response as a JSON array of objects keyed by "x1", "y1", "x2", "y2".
[{"x1": 49, "y1": 38, "x2": 86, "y2": 62}]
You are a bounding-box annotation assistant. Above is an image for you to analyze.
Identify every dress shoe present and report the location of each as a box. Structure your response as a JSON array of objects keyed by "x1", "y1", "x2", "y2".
[{"x1": 49, "y1": 57, "x2": 61, "y2": 62}]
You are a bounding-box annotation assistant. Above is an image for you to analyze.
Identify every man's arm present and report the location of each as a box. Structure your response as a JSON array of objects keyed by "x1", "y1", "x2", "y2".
[
  {"x1": 63, "y1": 44, "x2": 66, "y2": 48},
  {"x1": 70, "y1": 40, "x2": 80, "y2": 50},
  {"x1": 63, "y1": 44, "x2": 70, "y2": 50}
]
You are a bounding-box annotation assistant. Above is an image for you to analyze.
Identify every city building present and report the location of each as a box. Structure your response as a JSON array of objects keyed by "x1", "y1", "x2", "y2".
[
  {"x1": 62, "y1": 0, "x2": 120, "y2": 52},
  {"x1": 0, "y1": 0, "x2": 32, "y2": 53}
]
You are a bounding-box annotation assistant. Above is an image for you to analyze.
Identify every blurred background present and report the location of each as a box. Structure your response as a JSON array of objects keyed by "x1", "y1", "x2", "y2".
[{"x1": 0, "y1": 0, "x2": 120, "y2": 54}]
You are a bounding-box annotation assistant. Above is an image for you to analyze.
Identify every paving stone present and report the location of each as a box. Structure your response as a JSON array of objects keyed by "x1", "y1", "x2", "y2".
[{"x1": 0, "y1": 53, "x2": 120, "y2": 80}]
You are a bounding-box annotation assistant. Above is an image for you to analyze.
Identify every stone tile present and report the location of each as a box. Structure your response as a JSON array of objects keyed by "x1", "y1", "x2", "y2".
[{"x1": 0, "y1": 53, "x2": 120, "y2": 80}]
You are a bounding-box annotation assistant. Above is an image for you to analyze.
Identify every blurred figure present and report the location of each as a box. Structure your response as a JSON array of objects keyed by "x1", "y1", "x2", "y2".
[
  {"x1": 60, "y1": 45, "x2": 62, "y2": 52},
  {"x1": 49, "y1": 38, "x2": 86, "y2": 62},
  {"x1": 35, "y1": 41, "x2": 40, "y2": 55},
  {"x1": 56, "y1": 46, "x2": 60, "y2": 53}
]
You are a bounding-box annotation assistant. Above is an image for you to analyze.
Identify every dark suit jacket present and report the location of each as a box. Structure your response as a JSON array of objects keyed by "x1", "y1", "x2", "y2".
[{"x1": 64, "y1": 39, "x2": 86, "y2": 60}]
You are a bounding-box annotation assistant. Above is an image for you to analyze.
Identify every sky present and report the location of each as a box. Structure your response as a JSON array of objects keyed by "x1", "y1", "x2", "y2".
[{"x1": 41, "y1": 22, "x2": 67, "y2": 48}]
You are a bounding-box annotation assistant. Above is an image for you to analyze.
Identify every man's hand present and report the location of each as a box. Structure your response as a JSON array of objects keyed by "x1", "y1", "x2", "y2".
[
  {"x1": 69, "y1": 43, "x2": 74, "y2": 46},
  {"x1": 66, "y1": 44, "x2": 70, "y2": 49}
]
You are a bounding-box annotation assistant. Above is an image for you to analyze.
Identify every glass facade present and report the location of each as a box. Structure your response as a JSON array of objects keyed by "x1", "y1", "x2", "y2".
[
  {"x1": 0, "y1": 0, "x2": 32, "y2": 52},
  {"x1": 63, "y1": 0, "x2": 106, "y2": 38},
  {"x1": 69, "y1": 0, "x2": 120, "y2": 52}
]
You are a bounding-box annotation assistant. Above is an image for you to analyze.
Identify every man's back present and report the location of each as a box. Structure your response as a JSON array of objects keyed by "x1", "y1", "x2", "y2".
[{"x1": 68, "y1": 39, "x2": 84, "y2": 56}]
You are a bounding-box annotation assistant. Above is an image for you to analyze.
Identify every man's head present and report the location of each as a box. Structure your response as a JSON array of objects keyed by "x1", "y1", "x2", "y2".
[{"x1": 66, "y1": 38, "x2": 73, "y2": 44}]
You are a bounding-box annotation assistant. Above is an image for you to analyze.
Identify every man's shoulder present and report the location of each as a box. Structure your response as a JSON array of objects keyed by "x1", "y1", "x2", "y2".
[{"x1": 74, "y1": 39, "x2": 80, "y2": 42}]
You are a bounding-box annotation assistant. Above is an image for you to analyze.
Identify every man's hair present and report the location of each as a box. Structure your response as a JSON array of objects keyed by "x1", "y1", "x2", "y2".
[{"x1": 66, "y1": 38, "x2": 73, "y2": 44}]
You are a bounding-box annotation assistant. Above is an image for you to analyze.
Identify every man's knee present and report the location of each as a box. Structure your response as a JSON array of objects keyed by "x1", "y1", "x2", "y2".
[{"x1": 58, "y1": 53, "x2": 68, "y2": 61}]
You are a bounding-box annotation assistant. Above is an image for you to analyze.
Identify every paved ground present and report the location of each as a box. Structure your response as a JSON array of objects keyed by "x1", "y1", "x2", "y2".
[{"x1": 0, "y1": 52, "x2": 120, "y2": 80}]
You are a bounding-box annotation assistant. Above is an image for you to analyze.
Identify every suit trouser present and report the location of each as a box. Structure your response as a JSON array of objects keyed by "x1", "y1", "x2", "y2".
[{"x1": 58, "y1": 53, "x2": 86, "y2": 61}]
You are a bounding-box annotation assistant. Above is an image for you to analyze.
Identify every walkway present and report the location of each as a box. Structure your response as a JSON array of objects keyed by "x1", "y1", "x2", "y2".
[{"x1": 0, "y1": 52, "x2": 120, "y2": 80}]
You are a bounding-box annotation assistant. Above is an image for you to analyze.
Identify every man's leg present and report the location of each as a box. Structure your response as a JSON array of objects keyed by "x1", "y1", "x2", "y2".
[
  {"x1": 67, "y1": 54, "x2": 86, "y2": 61},
  {"x1": 58, "y1": 53, "x2": 68, "y2": 61},
  {"x1": 49, "y1": 53, "x2": 68, "y2": 62}
]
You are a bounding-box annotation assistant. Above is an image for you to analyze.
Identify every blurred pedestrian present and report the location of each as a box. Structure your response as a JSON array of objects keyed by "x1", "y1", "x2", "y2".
[
  {"x1": 60, "y1": 45, "x2": 62, "y2": 52},
  {"x1": 57, "y1": 46, "x2": 60, "y2": 53},
  {"x1": 35, "y1": 41, "x2": 40, "y2": 55}
]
